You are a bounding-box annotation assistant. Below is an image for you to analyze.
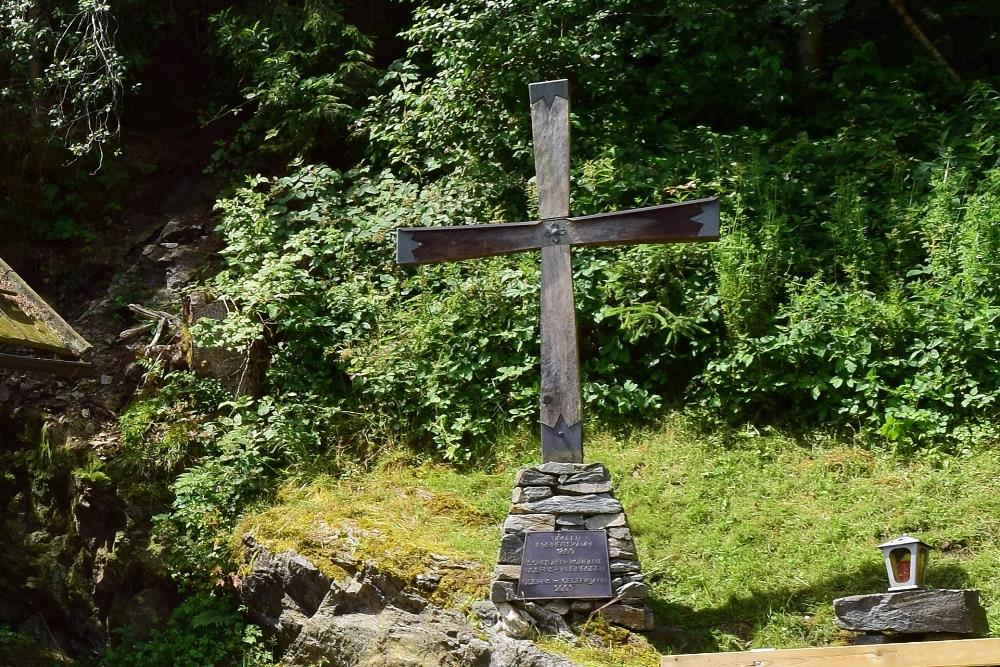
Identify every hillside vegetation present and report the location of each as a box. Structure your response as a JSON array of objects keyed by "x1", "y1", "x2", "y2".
[{"x1": 1, "y1": 0, "x2": 999, "y2": 663}]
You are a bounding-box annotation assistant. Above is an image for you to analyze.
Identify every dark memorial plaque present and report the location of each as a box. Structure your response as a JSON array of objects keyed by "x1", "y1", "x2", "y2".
[{"x1": 517, "y1": 530, "x2": 613, "y2": 600}]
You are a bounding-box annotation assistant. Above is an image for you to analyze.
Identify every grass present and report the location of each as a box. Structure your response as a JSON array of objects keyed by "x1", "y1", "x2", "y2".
[{"x1": 234, "y1": 415, "x2": 1000, "y2": 663}]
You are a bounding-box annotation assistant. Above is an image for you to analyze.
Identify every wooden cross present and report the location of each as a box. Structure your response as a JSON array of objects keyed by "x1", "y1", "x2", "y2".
[{"x1": 396, "y1": 79, "x2": 719, "y2": 463}]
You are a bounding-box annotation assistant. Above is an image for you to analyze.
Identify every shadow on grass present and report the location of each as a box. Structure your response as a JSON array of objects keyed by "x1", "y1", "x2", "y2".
[{"x1": 644, "y1": 561, "x2": 974, "y2": 655}]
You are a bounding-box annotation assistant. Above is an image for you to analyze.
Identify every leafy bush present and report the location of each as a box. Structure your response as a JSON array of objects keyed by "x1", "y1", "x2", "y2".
[{"x1": 100, "y1": 594, "x2": 270, "y2": 667}]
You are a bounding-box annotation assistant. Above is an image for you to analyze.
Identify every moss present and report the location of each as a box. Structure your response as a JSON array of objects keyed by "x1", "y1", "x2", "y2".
[
  {"x1": 537, "y1": 616, "x2": 660, "y2": 667},
  {"x1": 233, "y1": 471, "x2": 495, "y2": 608}
]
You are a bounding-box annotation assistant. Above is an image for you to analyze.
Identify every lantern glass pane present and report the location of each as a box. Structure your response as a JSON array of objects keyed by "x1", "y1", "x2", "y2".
[
  {"x1": 917, "y1": 546, "x2": 928, "y2": 584},
  {"x1": 890, "y1": 547, "x2": 911, "y2": 584}
]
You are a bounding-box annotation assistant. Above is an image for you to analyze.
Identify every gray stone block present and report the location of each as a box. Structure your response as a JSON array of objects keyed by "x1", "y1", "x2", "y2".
[
  {"x1": 493, "y1": 565, "x2": 521, "y2": 581},
  {"x1": 511, "y1": 494, "x2": 623, "y2": 516},
  {"x1": 536, "y1": 462, "x2": 597, "y2": 476},
  {"x1": 497, "y1": 533, "x2": 524, "y2": 565},
  {"x1": 834, "y1": 589, "x2": 989, "y2": 635},
  {"x1": 512, "y1": 486, "x2": 553, "y2": 503},
  {"x1": 560, "y1": 465, "x2": 610, "y2": 485},
  {"x1": 599, "y1": 603, "x2": 654, "y2": 631},
  {"x1": 555, "y1": 514, "x2": 585, "y2": 527},
  {"x1": 607, "y1": 527, "x2": 632, "y2": 540},
  {"x1": 514, "y1": 468, "x2": 558, "y2": 486},
  {"x1": 490, "y1": 580, "x2": 516, "y2": 604},
  {"x1": 584, "y1": 513, "x2": 626, "y2": 530},
  {"x1": 610, "y1": 560, "x2": 642, "y2": 574},
  {"x1": 616, "y1": 581, "x2": 649, "y2": 599},
  {"x1": 557, "y1": 482, "x2": 613, "y2": 495},
  {"x1": 503, "y1": 513, "x2": 555, "y2": 534}
]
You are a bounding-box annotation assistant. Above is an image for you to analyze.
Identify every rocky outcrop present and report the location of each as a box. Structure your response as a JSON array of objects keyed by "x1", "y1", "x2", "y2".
[{"x1": 238, "y1": 535, "x2": 581, "y2": 667}]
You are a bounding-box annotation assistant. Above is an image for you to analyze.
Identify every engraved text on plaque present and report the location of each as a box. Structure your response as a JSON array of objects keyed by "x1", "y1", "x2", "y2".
[{"x1": 517, "y1": 530, "x2": 613, "y2": 599}]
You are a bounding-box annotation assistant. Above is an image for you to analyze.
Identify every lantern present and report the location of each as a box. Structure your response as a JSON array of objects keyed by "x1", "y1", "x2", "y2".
[{"x1": 877, "y1": 535, "x2": 931, "y2": 591}]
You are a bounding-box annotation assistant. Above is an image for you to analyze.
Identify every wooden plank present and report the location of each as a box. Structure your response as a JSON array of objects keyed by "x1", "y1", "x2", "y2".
[
  {"x1": 395, "y1": 198, "x2": 720, "y2": 266},
  {"x1": 530, "y1": 79, "x2": 583, "y2": 463},
  {"x1": 0, "y1": 301, "x2": 68, "y2": 353},
  {"x1": 0, "y1": 352, "x2": 96, "y2": 378},
  {"x1": 661, "y1": 638, "x2": 1000, "y2": 667},
  {"x1": 396, "y1": 220, "x2": 543, "y2": 265},
  {"x1": 567, "y1": 197, "x2": 720, "y2": 246},
  {"x1": 0, "y1": 257, "x2": 91, "y2": 357}
]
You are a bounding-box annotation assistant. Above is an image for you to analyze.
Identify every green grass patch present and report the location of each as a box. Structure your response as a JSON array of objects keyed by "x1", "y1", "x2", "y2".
[{"x1": 234, "y1": 417, "x2": 1000, "y2": 661}]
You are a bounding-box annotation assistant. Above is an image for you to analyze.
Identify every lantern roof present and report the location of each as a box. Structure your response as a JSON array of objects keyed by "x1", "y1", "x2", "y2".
[{"x1": 876, "y1": 534, "x2": 932, "y2": 550}]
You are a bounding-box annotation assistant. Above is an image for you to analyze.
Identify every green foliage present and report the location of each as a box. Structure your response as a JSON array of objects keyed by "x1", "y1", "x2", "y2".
[
  {"x1": 208, "y1": 0, "x2": 377, "y2": 162},
  {"x1": 0, "y1": 0, "x2": 126, "y2": 164},
  {"x1": 152, "y1": 424, "x2": 273, "y2": 582},
  {"x1": 100, "y1": 593, "x2": 270, "y2": 667},
  {"x1": 699, "y1": 167, "x2": 1000, "y2": 449}
]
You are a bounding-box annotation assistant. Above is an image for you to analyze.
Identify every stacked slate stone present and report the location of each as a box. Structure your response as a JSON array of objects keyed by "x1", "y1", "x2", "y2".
[{"x1": 490, "y1": 462, "x2": 653, "y2": 634}]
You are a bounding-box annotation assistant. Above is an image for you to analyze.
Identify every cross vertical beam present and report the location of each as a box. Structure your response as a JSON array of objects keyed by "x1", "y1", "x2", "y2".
[{"x1": 530, "y1": 80, "x2": 583, "y2": 463}]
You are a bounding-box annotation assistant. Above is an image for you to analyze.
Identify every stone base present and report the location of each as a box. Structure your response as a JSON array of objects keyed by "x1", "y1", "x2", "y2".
[
  {"x1": 834, "y1": 589, "x2": 988, "y2": 637},
  {"x1": 488, "y1": 462, "x2": 654, "y2": 636}
]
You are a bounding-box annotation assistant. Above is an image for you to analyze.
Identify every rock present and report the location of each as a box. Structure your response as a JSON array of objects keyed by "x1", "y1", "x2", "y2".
[
  {"x1": 542, "y1": 600, "x2": 570, "y2": 615},
  {"x1": 284, "y1": 553, "x2": 331, "y2": 616},
  {"x1": 608, "y1": 537, "x2": 637, "y2": 559},
  {"x1": 607, "y1": 527, "x2": 632, "y2": 540},
  {"x1": 338, "y1": 577, "x2": 389, "y2": 614},
  {"x1": 616, "y1": 581, "x2": 649, "y2": 600},
  {"x1": 609, "y1": 560, "x2": 642, "y2": 574},
  {"x1": 503, "y1": 513, "x2": 555, "y2": 534},
  {"x1": 512, "y1": 494, "x2": 623, "y2": 516},
  {"x1": 535, "y1": 462, "x2": 595, "y2": 476},
  {"x1": 512, "y1": 486, "x2": 554, "y2": 503},
  {"x1": 491, "y1": 580, "x2": 516, "y2": 603},
  {"x1": 186, "y1": 293, "x2": 267, "y2": 397},
  {"x1": 555, "y1": 514, "x2": 585, "y2": 527},
  {"x1": 472, "y1": 600, "x2": 499, "y2": 626},
  {"x1": 556, "y1": 482, "x2": 613, "y2": 495},
  {"x1": 393, "y1": 590, "x2": 430, "y2": 614},
  {"x1": 158, "y1": 218, "x2": 205, "y2": 243},
  {"x1": 524, "y1": 602, "x2": 574, "y2": 640},
  {"x1": 584, "y1": 513, "x2": 627, "y2": 530},
  {"x1": 497, "y1": 533, "x2": 524, "y2": 565},
  {"x1": 599, "y1": 603, "x2": 654, "y2": 631},
  {"x1": 484, "y1": 625, "x2": 581, "y2": 667},
  {"x1": 495, "y1": 602, "x2": 536, "y2": 640},
  {"x1": 285, "y1": 605, "x2": 491, "y2": 666},
  {"x1": 515, "y1": 469, "x2": 558, "y2": 486},
  {"x1": 494, "y1": 565, "x2": 521, "y2": 581},
  {"x1": 559, "y1": 466, "x2": 610, "y2": 485},
  {"x1": 834, "y1": 589, "x2": 989, "y2": 635}
]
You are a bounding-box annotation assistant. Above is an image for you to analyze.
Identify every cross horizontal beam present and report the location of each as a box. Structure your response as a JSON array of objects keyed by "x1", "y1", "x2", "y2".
[{"x1": 396, "y1": 197, "x2": 719, "y2": 266}]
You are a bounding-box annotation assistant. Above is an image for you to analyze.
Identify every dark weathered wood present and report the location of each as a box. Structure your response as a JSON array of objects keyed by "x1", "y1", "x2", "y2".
[
  {"x1": 530, "y1": 80, "x2": 583, "y2": 463},
  {"x1": 394, "y1": 78, "x2": 722, "y2": 464},
  {"x1": 397, "y1": 221, "x2": 542, "y2": 265},
  {"x1": 0, "y1": 352, "x2": 95, "y2": 378},
  {"x1": 567, "y1": 198, "x2": 719, "y2": 246},
  {"x1": 396, "y1": 198, "x2": 719, "y2": 266},
  {"x1": 0, "y1": 256, "x2": 91, "y2": 357}
]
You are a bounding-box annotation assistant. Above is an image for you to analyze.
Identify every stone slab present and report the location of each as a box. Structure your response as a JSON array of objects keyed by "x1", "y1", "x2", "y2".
[
  {"x1": 557, "y1": 482, "x2": 613, "y2": 495},
  {"x1": 584, "y1": 513, "x2": 626, "y2": 530},
  {"x1": 515, "y1": 469, "x2": 557, "y2": 486},
  {"x1": 511, "y1": 494, "x2": 623, "y2": 516},
  {"x1": 833, "y1": 589, "x2": 988, "y2": 635},
  {"x1": 503, "y1": 513, "x2": 555, "y2": 534}
]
